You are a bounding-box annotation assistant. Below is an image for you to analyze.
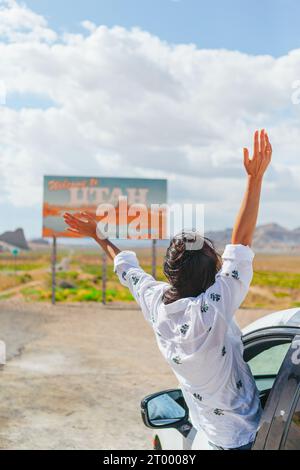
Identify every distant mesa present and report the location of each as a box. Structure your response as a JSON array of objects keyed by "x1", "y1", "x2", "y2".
[
  {"x1": 0, "y1": 228, "x2": 30, "y2": 251},
  {"x1": 30, "y1": 238, "x2": 49, "y2": 246},
  {"x1": 29, "y1": 238, "x2": 50, "y2": 251}
]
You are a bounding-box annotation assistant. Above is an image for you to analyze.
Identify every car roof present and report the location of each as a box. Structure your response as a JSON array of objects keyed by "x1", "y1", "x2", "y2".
[{"x1": 242, "y1": 308, "x2": 300, "y2": 336}]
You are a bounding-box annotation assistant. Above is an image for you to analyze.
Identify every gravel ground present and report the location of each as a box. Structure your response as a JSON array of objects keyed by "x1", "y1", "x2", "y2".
[{"x1": 0, "y1": 300, "x2": 271, "y2": 450}]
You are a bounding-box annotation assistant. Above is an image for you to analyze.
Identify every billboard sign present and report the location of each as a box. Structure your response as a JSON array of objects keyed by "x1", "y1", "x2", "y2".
[{"x1": 43, "y1": 176, "x2": 167, "y2": 239}]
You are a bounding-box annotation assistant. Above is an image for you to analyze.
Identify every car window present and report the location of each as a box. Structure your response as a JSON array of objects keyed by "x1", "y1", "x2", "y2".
[
  {"x1": 283, "y1": 389, "x2": 300, "y2": 450},
  {"x1": 247, "y1": 341, "x2": 291, "y2": 392},
  {"x1": 248, "y1": 343, "x2": 291, "y2": 376}
]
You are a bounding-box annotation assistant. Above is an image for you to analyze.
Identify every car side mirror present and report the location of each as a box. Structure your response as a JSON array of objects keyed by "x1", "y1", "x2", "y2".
[{"x1": 141, "y1": 389, "x2": 192, "y2": 437}]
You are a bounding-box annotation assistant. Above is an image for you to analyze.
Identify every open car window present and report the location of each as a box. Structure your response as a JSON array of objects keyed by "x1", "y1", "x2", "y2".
[
  {"x1": 247, "y1": 341, "x2": 291, "y2": 392},
  {"x1": 244, "y1": 336, "x2": 292, "y2": 393}
]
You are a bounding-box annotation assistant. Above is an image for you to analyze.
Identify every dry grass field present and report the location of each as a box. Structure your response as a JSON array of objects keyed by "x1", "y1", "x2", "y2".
[{"x1": 0, "y1": 247, "x2": 300, "y2": 309}]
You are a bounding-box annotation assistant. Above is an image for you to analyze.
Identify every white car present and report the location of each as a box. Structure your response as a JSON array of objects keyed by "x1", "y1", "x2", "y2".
[{"x1": 141, "y1": 308, "x2": 300, "y2": 450}]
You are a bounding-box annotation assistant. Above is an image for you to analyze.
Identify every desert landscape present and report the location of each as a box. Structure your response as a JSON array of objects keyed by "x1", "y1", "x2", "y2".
[
  {"x1": 0, "y1": 299, "x2": 271, "y2": 450},
  {"x1": 0, "y1": 229, "x2": 299, "y2": 449}
]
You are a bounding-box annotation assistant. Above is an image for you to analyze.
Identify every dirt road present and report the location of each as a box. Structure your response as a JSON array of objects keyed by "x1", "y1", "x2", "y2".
[{"x1": 0, "y1": 300, "x2": 271, "y2": 450}]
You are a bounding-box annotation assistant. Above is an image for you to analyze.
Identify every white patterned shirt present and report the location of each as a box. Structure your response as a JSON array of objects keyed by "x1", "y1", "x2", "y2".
[{"x1": 114, "y1": 244, "x2": 262, "y2": 448}]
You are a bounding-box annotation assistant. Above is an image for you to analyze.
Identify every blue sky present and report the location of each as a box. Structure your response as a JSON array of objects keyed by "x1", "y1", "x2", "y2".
[
  {"x1": 1, "y1": 0, "x2": 300, "y2": 240},
  {"x1": 25, "y1": 0, "x2": 300, "y2": 57}
]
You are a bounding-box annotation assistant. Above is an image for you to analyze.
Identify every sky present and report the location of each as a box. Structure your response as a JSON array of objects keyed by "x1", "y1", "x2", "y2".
[
  {"x1": 0, "y1": 0, "x2": 300, "y2": 238},
  {"x1": 19, "y1": 0, "x2": 300, "y2": 57}
]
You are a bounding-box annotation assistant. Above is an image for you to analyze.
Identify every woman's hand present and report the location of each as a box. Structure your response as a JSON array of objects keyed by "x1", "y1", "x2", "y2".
[
  {"x1": 231, "y1": 129, "x2": 272, "y2": 246},
  {"x1": 64, "y1": 212, "x2": 97, "y2": 239},
  {"x1": 243, "y1": 129, "x2": 272, "y2": 179},
  {"x1": 64, "y1": 211, "x2": 121, "y2": 260}
]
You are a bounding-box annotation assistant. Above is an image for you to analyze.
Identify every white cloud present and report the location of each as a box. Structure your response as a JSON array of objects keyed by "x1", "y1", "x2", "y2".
[
  {"x1": 0, "y1": 0, "x2": 57, "y2": 43},
  {"x1": 0, "y1": 0, "x2": 300, "y2": 231}
]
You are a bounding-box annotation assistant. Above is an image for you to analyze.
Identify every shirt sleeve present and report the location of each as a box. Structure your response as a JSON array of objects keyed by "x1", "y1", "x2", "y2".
[
  {"x1": 201, "y1": 244, "x2": 254, "y2": 326},
  {"x1": 114, "y1": 251, "x2": 163, "y2": 324}
]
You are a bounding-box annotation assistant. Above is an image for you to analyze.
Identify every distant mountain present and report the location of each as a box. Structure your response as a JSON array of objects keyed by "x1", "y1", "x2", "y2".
[
  {"x1": 1, "y1": 224, "x2": 299, "y2": 253},
  {"x1": 29, "y1": 238, "x2": 50, "y2": 251},
  {"x1": 30, "y1": 238, "x2": 49, "y2": 245},
  {"x1": 206, "y1": 223, "x2": 300, "y2": 253},
  {"x1": 0, "y1": 228, "x2": 30, "y2": 251}
]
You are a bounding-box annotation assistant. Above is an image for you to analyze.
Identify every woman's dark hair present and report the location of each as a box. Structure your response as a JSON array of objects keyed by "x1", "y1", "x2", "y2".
[{"x1": 162, "y1": 234, "x2": 222, "y2": 305}]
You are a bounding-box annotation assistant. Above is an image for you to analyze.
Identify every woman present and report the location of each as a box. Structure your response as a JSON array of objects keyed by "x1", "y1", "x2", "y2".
[{"x1": 64, "y1": 130, "x2": 272, "y2": 450}]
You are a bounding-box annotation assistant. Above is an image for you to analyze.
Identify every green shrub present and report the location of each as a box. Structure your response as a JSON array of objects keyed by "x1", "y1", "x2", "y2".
[
  {"x1": 253, "y1": 271, "x2": 300, "y2": 289},
  {"x1": 19, "y1": 273, "x2": 33, "y2": 284},
  {"x1": 273, "y1": 292, "x2": 290, "y2": 298},
  {"x1": 56, "y1": 271, "x2": 79, "y2": 280},
  {"x1": 0, "y1": 263, "x2": 45, "y2": 272}
]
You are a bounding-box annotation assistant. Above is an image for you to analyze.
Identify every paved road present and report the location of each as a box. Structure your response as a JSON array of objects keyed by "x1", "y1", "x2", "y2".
[{"x1": 0, "y1": 300, "x2": 271, "y2": 450}]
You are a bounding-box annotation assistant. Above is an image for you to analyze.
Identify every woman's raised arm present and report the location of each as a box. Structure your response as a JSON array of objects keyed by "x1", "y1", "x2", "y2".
[
  {"x1": 231, "y1": 129, "x2": 272, "y2": 246},
  {"x1": 63, "y1": 211, "x2": 121, "y2": 260}
]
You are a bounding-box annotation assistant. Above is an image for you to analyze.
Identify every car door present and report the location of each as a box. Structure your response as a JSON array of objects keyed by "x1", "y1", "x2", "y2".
[
  {"x1": 190, "y1": 328, "x2": 299, "y2": 450},
  {"x1": 243, "y1": 328, "x2": 296, "y2": 410},
  {"x1": 281, "y1": 384, "x2": 300, "y2": 450},
  {"x1": 250, "y1": 333, "x2": 300, "y2": 449}
]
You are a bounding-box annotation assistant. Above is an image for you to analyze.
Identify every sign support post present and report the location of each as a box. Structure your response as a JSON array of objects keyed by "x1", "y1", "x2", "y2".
[
  {"x1": 152, "y1": 239, "x2": 157, "y2": 280},
  {"x1": 102, "y1": 251, "x2": 107, "y2": 305},
  {"x1": 51, "y1": 236, "x2": 57, "y2": 305}
]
